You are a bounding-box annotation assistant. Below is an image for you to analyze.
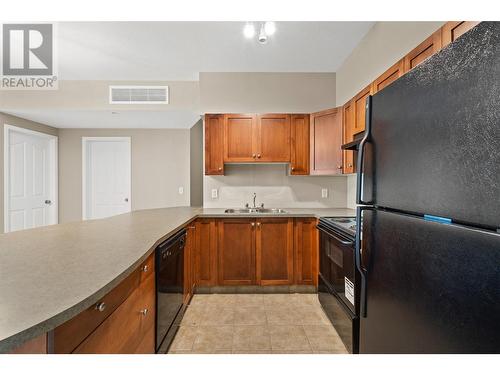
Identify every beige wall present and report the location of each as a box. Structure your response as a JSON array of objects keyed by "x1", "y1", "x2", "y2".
[
  {"x1": 204, "y1": 164, "x2": 347, "y2": 209},
  {"x1": 200, "y1": 72, "x2": 336, "y2": 113},
  {"x1": 58, "y1": 128, "x2": 191, "y2": 223},
  {"x1": 0, "y1": 113, "x2": 59, "y2": 233},
  {"x1": 336, "y1": 21, "x2": 445, "y2": 105},
  {"x1": 0, "y1": 80, "x2": 199, "y2": 111},
  {"x1": 190, "y1": 119, "x2": 203, "y2": 207}
]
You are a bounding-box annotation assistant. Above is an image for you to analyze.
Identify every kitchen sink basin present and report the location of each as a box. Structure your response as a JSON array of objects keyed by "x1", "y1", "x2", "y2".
[{"x1": 224, "y1": 208, "x2": 288, "y2": 214}]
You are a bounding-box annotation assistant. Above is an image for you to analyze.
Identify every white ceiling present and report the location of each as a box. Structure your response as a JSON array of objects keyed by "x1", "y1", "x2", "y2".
[
  {"x1": 3, "y1": 110, "x2": 201, "y2": 129},
  {"x1": 58, "y1": 22, "x2": 374, "y2": 80}
]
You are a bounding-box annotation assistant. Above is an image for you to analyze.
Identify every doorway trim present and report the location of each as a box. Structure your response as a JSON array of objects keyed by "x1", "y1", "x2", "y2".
[
  {"x1": 3, "y1": 124, "x2": 59, "y2": 233},
  {"x1": 82, "y1": 136, "x2": 132, "y2": 220}
]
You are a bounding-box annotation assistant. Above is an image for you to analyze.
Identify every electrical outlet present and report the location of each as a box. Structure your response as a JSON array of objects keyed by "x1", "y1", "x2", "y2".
[
  {"x1": 178, "y1": 186, "x2": 184, "y2": 194},
  {"x1": 321, "y1": 188, "x2": 328, "y2": 198},
  {"x1": 211, "y1": 189, "x2": 218, "y2": 199}
]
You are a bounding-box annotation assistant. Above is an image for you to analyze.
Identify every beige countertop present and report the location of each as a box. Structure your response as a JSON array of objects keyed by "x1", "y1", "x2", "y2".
[{"x1": 0, "y1": 206, "x2": 355, "y2": 352}]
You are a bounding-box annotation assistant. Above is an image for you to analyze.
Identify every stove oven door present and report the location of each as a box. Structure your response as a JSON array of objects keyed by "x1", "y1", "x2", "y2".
[{"x1": 317, "y1": 224, "x2": 357, "y2": 312}]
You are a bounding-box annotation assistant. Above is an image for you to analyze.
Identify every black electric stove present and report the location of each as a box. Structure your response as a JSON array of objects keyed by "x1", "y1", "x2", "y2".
[
  {"x1": 318, "y1": 216, "x2": 358, "y2": 239},
  {"x1": 317, "y1": 216, "x2": 360, "y2": 353}
]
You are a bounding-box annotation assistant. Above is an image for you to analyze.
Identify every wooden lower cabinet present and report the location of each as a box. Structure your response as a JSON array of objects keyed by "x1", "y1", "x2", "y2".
[
  {"x1": 73, "y1": 274, "x2": 155, "y2": 354},
  {"x1": 184, "y1": 224, "x2": 196, "y2": 304},
  {"x1": 10, "y1": 334, "x2": 47, "y2": 354},
  {"x1": 294, "y1": 218, "x2": 319, "y2": 286},
  {"x1": 218, "y1": 219, "x2": 256, "y2": 285},
  {"x1": 195, "y1": 219, "x2": 218, "y2": 286},
  {"x1": 256, "y1": 218, "x2": 293, "y2": 285}
]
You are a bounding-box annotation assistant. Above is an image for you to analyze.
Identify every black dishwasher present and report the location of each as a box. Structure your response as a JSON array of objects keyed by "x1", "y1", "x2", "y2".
[{"x1": 155, "y1": 228, "x2": 185, "y2": 353}]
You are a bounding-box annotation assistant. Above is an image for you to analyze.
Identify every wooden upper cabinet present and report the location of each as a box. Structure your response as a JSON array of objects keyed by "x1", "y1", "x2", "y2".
[
  {"x1": 256, "y1": 114, "x2": 291, "y2": 162},
  {"x1": 256, "y1": 218, "x2": 293, "y2": 286},
  {"x1": 217, "y1": 219, "x2": 256, "y2": 285},
  {"x1": 204, "y1": 114, "x2": 224, "y2": 175},
  {"x1": 290, "y1": 114, "x2": 310, "y2": 175},
  {"x1": 353, "y1": 85, "x2": 371, "y2": 135},
  {"x1": 195, "y1": 219, "x2": 218, "y2": 287},
  {"x1": 342, "y1": 100, "x2": 355, "y2": 174},
  {"x1": 442, "y1": 21, "x2": 480, "y2": 47},
  {"x1": 404, "y1": 30, "x2": 442, "y2": 72},
  {"x1": 371, "y1": 59, "x2": 405, "y2": 94},
  {"x1": 223, "y1": 113, "x2": 256, "y2": 162},
  {"x1": 310, "y1": 107, "x2": 343, "y2": 175}
]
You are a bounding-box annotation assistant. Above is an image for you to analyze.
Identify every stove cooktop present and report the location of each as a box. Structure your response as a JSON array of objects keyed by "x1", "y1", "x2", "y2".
[{"x1": 319, "y1": 216, "x2": 358, "y2": 238}]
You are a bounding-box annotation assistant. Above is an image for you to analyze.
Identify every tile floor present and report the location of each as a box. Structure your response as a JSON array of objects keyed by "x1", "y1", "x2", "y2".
[{"x1": 168, "y1": 293, "x2": 348, "y2": 354}]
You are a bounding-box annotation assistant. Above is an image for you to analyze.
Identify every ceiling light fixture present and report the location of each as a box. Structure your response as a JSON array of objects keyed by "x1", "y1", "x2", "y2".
[
  {"x1": 243, "y1": 21, "x2": 276, "y2": 44},
  {"x1": 243, "y1": 23, "x2": 255, "y2": 38},
  {"x1": 264, "y1": 21, "x2": 276, "y2": 36}
]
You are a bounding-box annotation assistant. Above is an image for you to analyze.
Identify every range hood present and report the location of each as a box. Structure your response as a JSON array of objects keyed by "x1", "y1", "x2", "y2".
[{"x1": 341, "y1": 132, "x2": 365, "y2": 151}]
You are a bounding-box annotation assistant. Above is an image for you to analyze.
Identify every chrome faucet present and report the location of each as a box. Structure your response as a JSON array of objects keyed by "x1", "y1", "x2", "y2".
[
  {"x1": 245, "y1": 193, "x2": 264, "y2": 209},
  {"x1": 253, "y1": 192, "x2": 257, "y2": 208}
]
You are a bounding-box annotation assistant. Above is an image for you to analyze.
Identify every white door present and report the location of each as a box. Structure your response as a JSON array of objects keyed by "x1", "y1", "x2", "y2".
[
  {"x1": 5, "y1": 126, "x2": 58, "y2": 232},
  {"x1": 83, "y1": 138, "x2": 131, "y2": 220}
]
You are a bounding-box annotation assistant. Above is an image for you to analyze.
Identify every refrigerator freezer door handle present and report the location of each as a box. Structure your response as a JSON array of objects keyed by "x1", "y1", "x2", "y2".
[
  {"x1": 356, "y1": 95, "x2": 373, "y2": 205},
  {"x1": 355, "y1": 205, "x2": 373, "y2": 318}
]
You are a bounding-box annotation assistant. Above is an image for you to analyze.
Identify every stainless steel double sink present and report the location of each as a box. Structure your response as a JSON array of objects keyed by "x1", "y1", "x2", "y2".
[{"x1": 224, "y1": 208, "x2": 288, "y2": 214}]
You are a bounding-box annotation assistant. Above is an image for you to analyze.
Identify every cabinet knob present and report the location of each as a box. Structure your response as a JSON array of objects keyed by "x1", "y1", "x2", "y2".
[
  {"x1": 257, "y1": 222, "x2": 261, "y2": 227},
  {"x1": 348, "y1": 163, "x2": 353, "y2": 168},
  {"x1": 291, "y1": 167, "x2": 295, "y2": 171},
  {"x1": 142, "y1": 265, "x2": 149, "y2": 273},
  {"x1": 251, "y1": 222, "x2": 255, "y2": 227},
  {"x1": 95, "y1": 302, "x2": 106, "y2": 312},
  {"x1": 337, "y1": 165, "x2": 342, "y2": 169},
  {"x1": 252, "y1": 154, "x2": 256, "y2": 158},
  {"x1": 218, "y1": 167, "x2": 222, "y2": 171},
  {"x1": 257, "y1": 154, "x2": 261, "y2": 158},
  {"x1": 140, "y1": 308, "x2": 148, "y2": 316}
]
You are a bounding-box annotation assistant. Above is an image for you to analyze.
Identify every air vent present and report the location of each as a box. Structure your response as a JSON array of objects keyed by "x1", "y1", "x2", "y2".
[{"x1": 109, "y1": 86, "x2": 169, "y2": 104}]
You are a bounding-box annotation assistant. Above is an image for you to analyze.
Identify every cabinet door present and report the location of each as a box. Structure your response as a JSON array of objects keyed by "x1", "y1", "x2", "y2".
[
  {"x1": 294, "y1": 218, "x2": 318, "y2": 285},
  {"x1": 195, "y1": 219, "x2": 217, "y2": 286},
  {"x1": 290, "y1": 114, "x2": 310, "y2": 175},
  {"x1": 256, "y1": 218, "x2": 293, "y2": 285},
  {"x1": 73, "y1": 275, "x2": 155, "y2": 354},
  {"x1": 342, "y1": 100, "x2": 355, "y2": 174},
  {"x1": 204, "y1": 114, "x2": 224, "y2": 175},
  {"x1": 353, "y1": 85, "x2": 372, "y2": 135},
  {"x1": 256, "y1": 114, "x2": 291, "y2": 162},
  {"x1": 371, "y1": 59, "x2": 405, "y2": 94},
  {"x1": 184, "y1": 224, "x2": 196, "y2": 304},
  {"x1": 218, "y1": 219, "x2": 256, "y2": 285},
  {"x1": 310, "y1": 107, "x2": 343, "y2": 175},
  {"x1": 441, "y1": 21, "x2": 480, "y2": 47},
  {"x1": 404, "y1": 30, "x2": 442, "y2": 71},
  {"x1": 224, "y1": 114, "x2": 256, "y2": 162}
]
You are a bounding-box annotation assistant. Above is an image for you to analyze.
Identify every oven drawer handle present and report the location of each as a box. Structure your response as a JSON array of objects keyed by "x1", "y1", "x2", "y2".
[{"x1": 317, "y1": 225, "x2": 354, "y2": 246}]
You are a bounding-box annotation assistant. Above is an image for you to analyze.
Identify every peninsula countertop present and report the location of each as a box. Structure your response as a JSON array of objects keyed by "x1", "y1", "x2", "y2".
[{"x1": 0, "y1": 206, "x2": 356, "y2": 352}]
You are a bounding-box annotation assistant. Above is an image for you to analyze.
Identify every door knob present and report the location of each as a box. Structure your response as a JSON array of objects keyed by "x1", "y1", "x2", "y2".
[{"x1": 44, "y1": 200, "x2": 51, "y2": 205}]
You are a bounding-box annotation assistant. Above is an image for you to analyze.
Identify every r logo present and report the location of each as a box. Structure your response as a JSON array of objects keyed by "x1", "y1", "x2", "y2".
[{"x1": 2, "y1": 24, "x2": 53, "y2": 76}]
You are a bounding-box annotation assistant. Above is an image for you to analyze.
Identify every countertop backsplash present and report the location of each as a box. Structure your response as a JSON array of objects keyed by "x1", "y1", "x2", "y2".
[{"x1": 203, "y1": 164, "x2": 348, "y2": 208}]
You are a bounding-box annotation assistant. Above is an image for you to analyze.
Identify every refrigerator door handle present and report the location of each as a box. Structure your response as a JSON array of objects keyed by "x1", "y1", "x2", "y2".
[
  {"x1": 355, "y1": 205, "x2": 373, "y2": 318},
  {"x1": 356, "y1": 95, "x2": 373, "y2": 205}
]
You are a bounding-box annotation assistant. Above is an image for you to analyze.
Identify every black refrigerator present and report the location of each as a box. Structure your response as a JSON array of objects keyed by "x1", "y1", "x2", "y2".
[{"x1": 355, "y1": 22, "x2": 500, "y2": 354}]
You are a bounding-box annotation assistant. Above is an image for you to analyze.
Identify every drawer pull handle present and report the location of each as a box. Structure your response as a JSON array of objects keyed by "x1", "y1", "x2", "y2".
[
  {"x1": 95, "y1": 302, "x2": 106, "y2": 312},
  {"x1": 140, "y1": 308, "x2": 148, "y2": 316}
]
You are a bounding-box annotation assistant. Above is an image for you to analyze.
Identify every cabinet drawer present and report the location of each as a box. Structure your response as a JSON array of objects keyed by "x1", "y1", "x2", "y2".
[
  {"x1": 53, "y1": 253, "x2": 153, "y2": 353},
  {"x1": 73, "y1": 274, "x2": 155, "y2": 354}
]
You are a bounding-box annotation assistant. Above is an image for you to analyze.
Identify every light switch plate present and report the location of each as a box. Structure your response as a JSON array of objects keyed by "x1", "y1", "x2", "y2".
[
  {"x1": 321, "y1": 188, "x2": 328, "y2": 198},
  {"x1": 211, "y1": 189, "x2": 218, "y2": 199}
]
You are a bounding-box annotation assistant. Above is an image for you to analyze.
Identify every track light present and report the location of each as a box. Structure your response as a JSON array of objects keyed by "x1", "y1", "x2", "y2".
[{"x1": 243, "y1": 22, "x2": 276, "y2": 43}]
